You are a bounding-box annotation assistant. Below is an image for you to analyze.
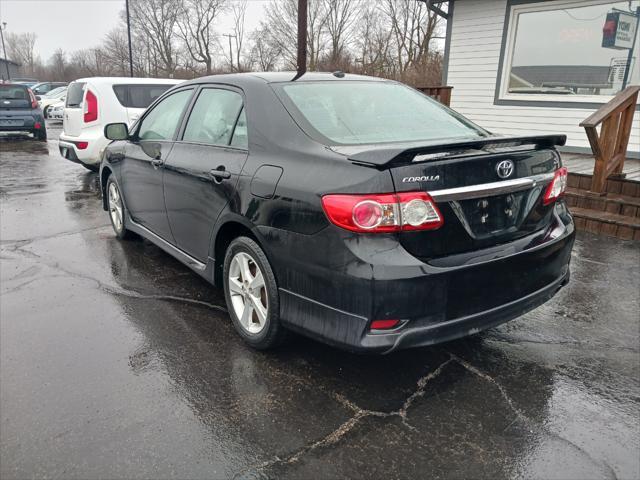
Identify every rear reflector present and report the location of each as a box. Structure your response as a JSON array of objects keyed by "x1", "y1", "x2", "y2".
[
  {"x1": 370, "y1": 319, "x2": 400, "y2": 330},
  {"x1": 321, "y1": 192, "x2": 443, "y2": 233},
  {"x1": 83, "y1": 90, "x2": 98, "y2": 123},
  {"x1": 34, "y1": 122, "x2": 42, "y2": 130},
  {"x1": 543, "y1": 167, "x2": 568, "y2": 205},
  {"x1": 75, "y1": 141, "x2": 89, "y2": 150}
]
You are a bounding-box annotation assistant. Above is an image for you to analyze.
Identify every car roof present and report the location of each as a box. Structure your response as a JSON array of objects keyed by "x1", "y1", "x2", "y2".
[
  {"x1": 71, "y1": 77, "x2": 184, "y2": 85},
  {"x1": 181, "y1": 71, "x2": 390, "y2": 86}
]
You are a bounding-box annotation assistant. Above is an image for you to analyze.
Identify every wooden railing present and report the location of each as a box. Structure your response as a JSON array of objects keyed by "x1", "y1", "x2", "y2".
[
  {"x1": 416, "y1": 86, "x2": 453, "y2": 106},
  {"x1": 580, "y1": 85, "x2": 639, "y2": 193}
]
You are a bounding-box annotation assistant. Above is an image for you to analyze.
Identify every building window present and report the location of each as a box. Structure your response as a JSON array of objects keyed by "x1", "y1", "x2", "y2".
[{"x1": 500, "y1": 0, "x2": 639, "y2": 103}]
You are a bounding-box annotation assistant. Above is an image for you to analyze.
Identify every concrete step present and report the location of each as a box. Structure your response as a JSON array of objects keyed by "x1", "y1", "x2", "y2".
[{"x1": 570, "y1": 206, "x2": 640, "y2": 240}]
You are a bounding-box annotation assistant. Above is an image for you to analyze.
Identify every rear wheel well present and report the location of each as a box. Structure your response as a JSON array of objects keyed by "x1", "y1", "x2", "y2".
[
  {"x1": 213, "y1": 222, "x2": 257, "y2": 286},
  {"x1": 100, "y1": 167, "x2": 112, "y2": 210}
]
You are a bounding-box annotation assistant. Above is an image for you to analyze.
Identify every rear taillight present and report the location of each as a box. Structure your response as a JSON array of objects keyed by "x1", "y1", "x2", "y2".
[
  {"x1": 321, "y1": 192, "x2": 443, "y2": 233},
  {"x1": 28, "y1": 89, "x2": 38, "y2": 109},
  {"x1": 83, "y1": 90, "x2": 98, "y2": 123},
  {"x1": 543, "y1": 167, "x2": 568, "y2": 205}
]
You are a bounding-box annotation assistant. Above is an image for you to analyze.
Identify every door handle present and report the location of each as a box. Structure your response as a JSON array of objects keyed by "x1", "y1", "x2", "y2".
[{"x1": 209, "y1": 167, "x2": 231, "y2": 181}]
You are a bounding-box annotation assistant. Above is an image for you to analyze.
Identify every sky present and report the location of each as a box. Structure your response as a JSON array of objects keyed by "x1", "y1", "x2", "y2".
[{"x1": 0, "y1": 0, "x2": 268, "y2": 61}]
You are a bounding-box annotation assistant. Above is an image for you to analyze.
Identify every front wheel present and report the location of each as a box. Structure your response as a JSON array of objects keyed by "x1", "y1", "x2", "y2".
[
  {"x1": 106, "y1": 177, "x2": 134, "y2": 240},
  {"x1": 223, "y1": 237, "x2": 288, "y2": 350}
]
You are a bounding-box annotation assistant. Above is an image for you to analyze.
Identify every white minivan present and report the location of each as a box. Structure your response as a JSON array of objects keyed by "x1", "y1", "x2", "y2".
[{"x1": 59, "y1": 77, "x2": 183, "y2": 171}]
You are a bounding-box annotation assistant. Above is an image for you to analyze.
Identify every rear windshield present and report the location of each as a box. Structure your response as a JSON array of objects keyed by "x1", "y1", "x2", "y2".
[
  {"x1": 113, "y1": 84, "x2": 175, "y2": 108},
  {"x1": 0, "y1": 85, "x2": 28, "y2": 100},
  {"x1": 66, "y1": 82, "x2": 86, "y2": 107},
  {"x1": 278, "y1": 81, "x2": 486, "y2": 145}
]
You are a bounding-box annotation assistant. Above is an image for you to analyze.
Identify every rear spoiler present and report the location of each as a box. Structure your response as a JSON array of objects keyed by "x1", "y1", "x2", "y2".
[{"x1": 346, "y1": 134, "x2": 567, "y2": 169}]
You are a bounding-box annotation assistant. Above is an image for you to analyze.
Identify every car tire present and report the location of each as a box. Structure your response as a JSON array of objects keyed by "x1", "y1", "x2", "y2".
[
  {"x1": 106, "y1": 176, "x2": 134, "y2": 240},
  {"x1": 34, "y1": 128, "x2": 47, "y2": 142},
  {"x1": 223, "y1": 236, "x2": 288, "y2": 350}
]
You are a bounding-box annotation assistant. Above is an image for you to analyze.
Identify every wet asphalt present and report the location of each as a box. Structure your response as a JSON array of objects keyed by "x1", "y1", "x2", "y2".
[{"x1": 0, "y1": 124, "x2": 639, "y2": 480}]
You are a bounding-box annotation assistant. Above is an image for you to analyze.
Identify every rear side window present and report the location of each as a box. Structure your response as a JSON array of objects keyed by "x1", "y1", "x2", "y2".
[
  {"x1": 66, "y1": 82, "x2": 86, "y2": 107},
  {"x1": 113, "y1": 84, "x2": 175, "y2": 108},
  {"x1": 0, "y1": 85, "x2": 28, "y2": 100},
  {"x1": 138, "y1": 89, "x2": 193, "y2": 141},
  {"x1": 182, "y1": 88, "x2": 244, "y2": 146}
]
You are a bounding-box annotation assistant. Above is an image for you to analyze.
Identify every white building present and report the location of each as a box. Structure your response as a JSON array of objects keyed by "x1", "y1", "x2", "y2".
[{"x1": 440, "y1": 0, "x2": 640, "y2": 156}]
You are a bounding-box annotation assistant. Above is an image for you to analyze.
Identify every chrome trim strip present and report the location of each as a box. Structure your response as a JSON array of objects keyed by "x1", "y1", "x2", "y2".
[
  {"x1": 430, "y1": 173, "x2": 554, "y2": 202},
  {"x1": 128, "y1": 218, "x2": 207, "y2": 271}
]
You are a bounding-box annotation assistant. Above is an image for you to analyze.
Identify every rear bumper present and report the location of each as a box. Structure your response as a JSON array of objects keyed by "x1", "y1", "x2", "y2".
[
  {"x1": 0, "y1": 112, "x2": 44, "y2": 132},
  {"x1": 262, "y1": 202, "x2": 575, "y2": 353},
  {"x1": 59, "y1": 132, "x2": 108, "y2": 165}
]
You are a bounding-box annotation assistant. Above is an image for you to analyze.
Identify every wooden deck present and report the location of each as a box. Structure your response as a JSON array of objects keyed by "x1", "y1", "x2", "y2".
[{"x1": 562, "y1": 152, "x2": 640, "y2": 181}]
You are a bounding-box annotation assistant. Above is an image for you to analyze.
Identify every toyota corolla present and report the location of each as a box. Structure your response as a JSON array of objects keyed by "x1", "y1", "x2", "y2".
[{"x1": 99, "y1": 72, "x2": 574, "y2": 353}]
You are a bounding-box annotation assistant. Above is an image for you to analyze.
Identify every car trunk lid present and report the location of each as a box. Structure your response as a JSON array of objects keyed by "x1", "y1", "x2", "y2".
[{"x1": 335, "y1": 135, "x2": 566, "y2": 261}]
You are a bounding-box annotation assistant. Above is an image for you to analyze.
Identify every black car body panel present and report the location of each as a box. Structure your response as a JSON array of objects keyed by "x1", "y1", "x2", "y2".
[{"x1": 100, "y1": 72, "x2": 575, "y2": 353}]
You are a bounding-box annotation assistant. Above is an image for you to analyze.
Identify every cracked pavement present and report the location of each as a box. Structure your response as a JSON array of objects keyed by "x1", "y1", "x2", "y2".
[{"x1": 1, "y1": 126, "x2": 639, "y2": 479}]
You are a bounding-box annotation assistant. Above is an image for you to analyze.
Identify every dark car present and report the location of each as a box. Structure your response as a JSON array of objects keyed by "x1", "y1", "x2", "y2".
[
  {"x1": 31, "y1": 81, "x2": 67, "y2": 97},
  {"x1": 0, "y1": 84, "x2": 46, "y2": 141},
  {"x1": 99, "y1": 72, "x2": 574, "y2": 354}
]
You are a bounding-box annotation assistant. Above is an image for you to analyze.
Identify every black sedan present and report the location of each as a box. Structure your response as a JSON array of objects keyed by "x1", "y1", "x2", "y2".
[
  {"x1": 0, "y1": 84, "x2": 46, "y2": 141},
  {"x1": 99, "y1": 72, "x2": 574, "y2": 353}
]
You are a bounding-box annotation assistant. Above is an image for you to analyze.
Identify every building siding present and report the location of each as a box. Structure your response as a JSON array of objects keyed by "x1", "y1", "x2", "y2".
[{"x1": 447, "y1": 0, "x2": 640, "y2": 154}]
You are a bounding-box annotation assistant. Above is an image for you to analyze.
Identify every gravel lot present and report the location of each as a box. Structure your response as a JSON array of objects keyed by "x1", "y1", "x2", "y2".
[{"x1": 1, "y1": 124, "x2": 639, "y2": 479}]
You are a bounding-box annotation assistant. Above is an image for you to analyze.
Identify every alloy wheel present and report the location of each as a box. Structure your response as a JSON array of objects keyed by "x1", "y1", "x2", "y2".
[
  {"x1": 108, "y1": 182, "x2": 124, "y2": 233},
  {"x1": 228, "y1": 251, "x2": 268, "y2": 334}
]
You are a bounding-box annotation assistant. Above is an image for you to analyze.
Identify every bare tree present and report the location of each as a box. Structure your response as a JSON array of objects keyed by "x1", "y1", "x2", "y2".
[
  {"x1": 381, "y1": 0, "x2": 442, "y2": 79},
  {"x1": 231, "y1": 0, "x2": 247, "y2": 71},
  {"x1": 354, "y1": 5, "x2": 394, "y2": 77},
  {"x1": 248, "y1": 26, "x2": 282, "y2": 71},
  {"x1": 5, "y1": 32, "x2": 38, "y2": 75},
  {"x1": 323, "y1": 0, "x2": 360, "y2": 67},
  {"x1": 262, "y1": 0, "x2": 327, "y2": 70},
  {"x1": 176, "y1": 0, "x2": 226, "y2": 75},
  {"x1": 129, "y1": 0, "x2": 181, "y2": 75}
]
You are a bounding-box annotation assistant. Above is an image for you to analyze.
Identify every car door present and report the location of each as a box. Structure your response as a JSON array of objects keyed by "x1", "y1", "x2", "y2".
[
  {"x1": 163, "y1": 86, "x2": 248, "y2": 262},
  {"x1": 120, "y1": 87, "x2": 194, "y2": 242}
]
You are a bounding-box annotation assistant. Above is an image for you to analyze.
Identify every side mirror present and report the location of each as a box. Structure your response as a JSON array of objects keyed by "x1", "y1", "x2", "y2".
[{"x1": 104, "y1": 123, "x2": 129, "y2": 140}]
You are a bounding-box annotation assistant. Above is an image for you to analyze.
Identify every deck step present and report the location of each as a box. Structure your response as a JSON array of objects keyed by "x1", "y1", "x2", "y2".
[
  {"x1": 570, "y1": 206, "x2": 640, "y2": 240},
  {"x1": 567, "y1": 172, "x2": 640, "y2": 197},
  {"x1": 565, "y1": 188, "x2": 640, "y2": 217}
]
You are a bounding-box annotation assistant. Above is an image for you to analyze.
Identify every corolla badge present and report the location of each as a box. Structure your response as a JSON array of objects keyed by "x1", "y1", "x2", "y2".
[
  {"x1": 496, "y1": 160, "x2": 515, "y2": 179},
  {"x1": 402, "y1": 175, "x2": 440, "y2": 183}
]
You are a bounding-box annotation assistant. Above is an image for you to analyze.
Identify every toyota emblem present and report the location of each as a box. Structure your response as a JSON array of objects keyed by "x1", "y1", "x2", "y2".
[{"x1": 496, "y1": 160, "x2": 515, "y2": 179}]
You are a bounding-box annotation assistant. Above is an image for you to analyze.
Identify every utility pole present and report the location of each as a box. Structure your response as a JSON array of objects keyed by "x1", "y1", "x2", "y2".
[
  {"x1": 125, "y1": 0, "x2": 134, "y2": 77},
  {"x1": 293, "y1": 0, "x2": 308, "y2": 80},
  {"x1": 0, "y1": 22, "x2": 10, "y2": 81},
  {"x1": 223, "y1": 34, "x2": 236, "y2": 72}
]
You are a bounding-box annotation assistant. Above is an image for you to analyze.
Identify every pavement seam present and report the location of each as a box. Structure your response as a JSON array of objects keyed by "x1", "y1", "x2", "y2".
[
  {"x1": 2, "y1": 243, "x2": 228, "y2": 313},
  {"x1": 450, "y1": 354, "x2": 619, "y2": 480},
  {"x1": 232, "y1": 358, "x2": 453, "y2": 479}
]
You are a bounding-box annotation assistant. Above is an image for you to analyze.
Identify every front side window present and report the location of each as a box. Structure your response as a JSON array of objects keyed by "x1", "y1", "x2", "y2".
[
  {"x1": 138, "y1": 89, "x2": 193, "y2": 141},
  {"x1": 279, "y1": 82, "x2": 486, "y2": 145},
  {"x1": 503, "y1": 1, "x2": 640, "y2": 99},
  {"x1": 182, "y1": 88, "x2": 244, "y2": 146}
]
